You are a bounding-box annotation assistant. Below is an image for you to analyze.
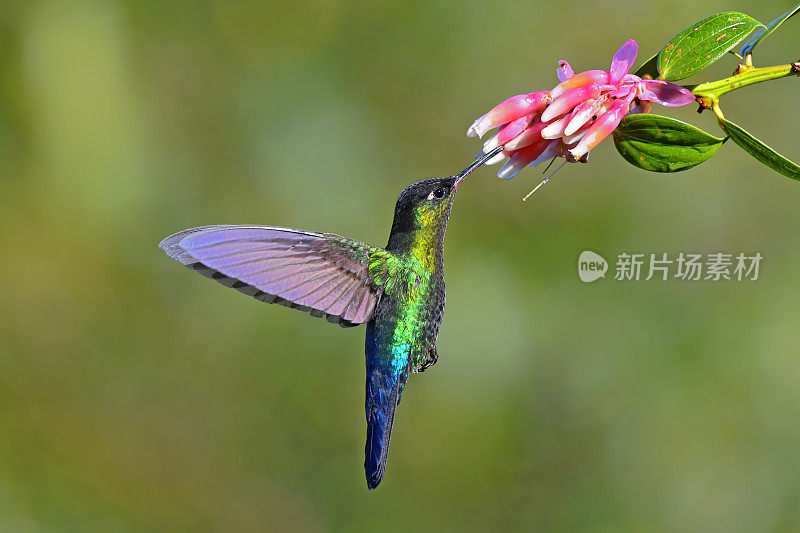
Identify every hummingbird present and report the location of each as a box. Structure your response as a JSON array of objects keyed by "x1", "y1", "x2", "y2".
[{"x1": 159, "y1": 148, "x2": 502, "y2": 489}]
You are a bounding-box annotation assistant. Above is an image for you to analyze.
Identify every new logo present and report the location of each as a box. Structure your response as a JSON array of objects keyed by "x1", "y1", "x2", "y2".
[{"x1": 578, "y1": 251, "x2": 608, "y2": 282}]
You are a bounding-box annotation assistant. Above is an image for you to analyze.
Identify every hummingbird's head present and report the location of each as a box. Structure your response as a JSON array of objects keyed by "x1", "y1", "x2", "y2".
[
  {"x1": 386, "y1": 176, "x2": 462, "y2": 252},
  {"x1": 385, "y1": 151, "x2": 498, "y2": 254}
]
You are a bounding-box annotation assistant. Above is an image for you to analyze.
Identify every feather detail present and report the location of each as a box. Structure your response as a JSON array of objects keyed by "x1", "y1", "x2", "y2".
[{"x1": 160, "y1": 225, "x2": 391, "y2": 326}]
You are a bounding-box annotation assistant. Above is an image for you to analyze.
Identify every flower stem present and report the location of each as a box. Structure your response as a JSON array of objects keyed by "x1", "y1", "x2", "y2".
[
  {"x1": 692, "y1": 63, "x2": 799, "y2": 100},
  {"x1": 712, "y1": 101, "x2": 725, "y2": 120}
]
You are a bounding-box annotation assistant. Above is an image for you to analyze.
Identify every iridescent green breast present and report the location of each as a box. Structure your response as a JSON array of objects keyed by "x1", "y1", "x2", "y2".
[
  {"x1": 373, "y1": 250, "x2": 442, "y2": 373},
  {"x1": 369, "y1": 190, "x2": 451, "y2": 373}
]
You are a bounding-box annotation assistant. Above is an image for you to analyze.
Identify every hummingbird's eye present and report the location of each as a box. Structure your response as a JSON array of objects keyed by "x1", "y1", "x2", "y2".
[{"x1": 430, "y1": 187, "x2": 446, "y2": 200}]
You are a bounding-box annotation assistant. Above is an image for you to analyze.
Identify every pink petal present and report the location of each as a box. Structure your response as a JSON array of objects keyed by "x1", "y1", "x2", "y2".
[
  {"x1": 541, "y1": 83, "x2": 601, "y2": 122},
  {"x1": 556, "y1": 60, "x2": 574, "y2": 82},
  {"x1": 482, "y1": 131, "x2": 501, "y2": 153},
  {"x1": 563, "y1": 126, "x2": 590, "y2": 146},
  {"x1": 550, "y1": 70, "x2": 609, "y2": 99},
  {"x1": 564, "y1": 98, "x2": 604, "y2": 136},
  {"x1": 610, "y1": 39, "x2": 638, "y2": 85},
  {"x1": 466, "y1": 91, "x2": 550, "y2": 138},
  {"x1": 503, "y1": 120, "x2": 547, "y2": 151},
  {"x1": 497, "y1": 114, "x2": 534, "y2": 145},
  {"x1": 607, "y1": 85, "x2": 635, "y2": 99},
  {"x1": 569, "y1": 99, "x2": 629, "y2": 158},
  {"x1": 637, "y1": 80, "x2": 696, "y2": 107},
  {"x1": 622, "y1": 74, "x2": 641, "y2": 85},
  {"x1": 540, "y1": 114, "x2": 570, "y2": 139},
  {"x1": 485, "y1": 149, "x2": 509, "y2": 165},
  {"x1": 466, "y1": 113, "x2": 486, "y2": 138},
  {"x1": 529, "y1": 140, "x2": 562, "y2": 167},
  {"x1": 497, "y1": 140, "x2": 551, "y2": 179}
]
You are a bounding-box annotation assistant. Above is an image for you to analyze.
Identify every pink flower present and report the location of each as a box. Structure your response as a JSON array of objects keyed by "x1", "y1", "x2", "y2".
[
  {"x1": 466, "y1": 39, "x2": 696, "y2": 180},
  {"x1": 466, "y1": 91, "x2": 551, "y2": 139}
]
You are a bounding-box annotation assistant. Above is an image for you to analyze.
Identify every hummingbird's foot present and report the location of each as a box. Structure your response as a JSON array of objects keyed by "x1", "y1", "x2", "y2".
[{"x1": 418, "y1": 346, "x2": 439, "y2": 372}]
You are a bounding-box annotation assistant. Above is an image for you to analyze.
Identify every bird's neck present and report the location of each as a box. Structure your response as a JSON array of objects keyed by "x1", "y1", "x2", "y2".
[
  {"x1": 408, "y1": 226, "x2": 446, "y2": 273},
  {"x1": 386, "y1": 216, "x2": 449, "y2": 274}
]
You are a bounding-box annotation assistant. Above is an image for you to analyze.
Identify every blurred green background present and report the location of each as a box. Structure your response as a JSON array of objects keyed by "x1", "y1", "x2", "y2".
[{"x1": 1, "y1": 0, "x2": 799, "y2": 530}]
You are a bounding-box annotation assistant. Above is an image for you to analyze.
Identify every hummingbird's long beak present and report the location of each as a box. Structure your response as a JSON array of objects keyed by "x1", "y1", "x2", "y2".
[{"x1": 453, "y1": 146, "x2": 503, "y2": 188}]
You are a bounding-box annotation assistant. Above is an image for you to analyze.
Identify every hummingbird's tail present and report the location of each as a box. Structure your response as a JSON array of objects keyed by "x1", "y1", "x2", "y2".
[{"x1": 364, "y1": 342, "x2": 410, "y2": 490}]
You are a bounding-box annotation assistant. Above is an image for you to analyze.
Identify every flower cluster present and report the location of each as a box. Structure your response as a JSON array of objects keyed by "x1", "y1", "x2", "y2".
[{"x1": 467, "y1": 40, "x2": 696, "y2": 180}]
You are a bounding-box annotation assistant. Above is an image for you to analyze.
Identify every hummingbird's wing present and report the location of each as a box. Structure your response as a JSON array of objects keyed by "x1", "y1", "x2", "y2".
[{"x1": 160, "y1": 225, "x2": 391, "y2": 326}]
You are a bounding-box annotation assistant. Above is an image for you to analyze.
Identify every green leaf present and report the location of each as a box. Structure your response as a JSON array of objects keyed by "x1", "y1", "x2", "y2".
[
  {"x1": 718, "y1": 118, "x2": 800, "y2": 180},
  {"x1": 634, "y1": 53, "x2": 659, "y2": 78},
  {"x1": 739, "y1": 3, "x2": 800, "y2": 56},
  {"x1": 657, "y1": 12, "x2": 762, "y2": 81},
  {"x1": 613, "y1": 114, "x2": 726, "y2": 172}
]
